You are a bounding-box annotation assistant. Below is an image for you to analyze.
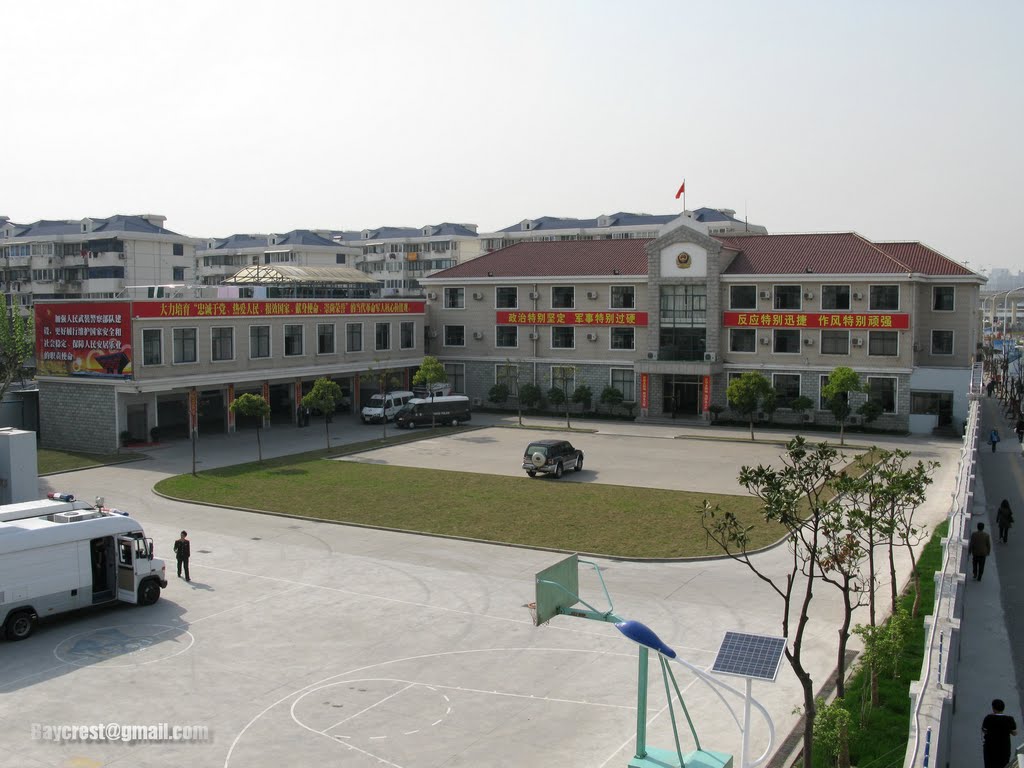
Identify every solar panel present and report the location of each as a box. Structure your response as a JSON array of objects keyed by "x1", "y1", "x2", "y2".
[{"x1": 711, "y1": 631, "x2": 786, "y2": 681}]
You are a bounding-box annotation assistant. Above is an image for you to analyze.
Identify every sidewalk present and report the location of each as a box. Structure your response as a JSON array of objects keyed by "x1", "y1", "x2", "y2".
[{"x1": 948, "y1": 397, "x2": 1024, "y2": 767}]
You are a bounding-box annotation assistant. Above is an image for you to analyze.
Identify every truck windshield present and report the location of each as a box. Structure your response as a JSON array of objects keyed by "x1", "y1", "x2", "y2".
[{"x1": 367, "y1": 395, "x2": 386, "y2": 407}]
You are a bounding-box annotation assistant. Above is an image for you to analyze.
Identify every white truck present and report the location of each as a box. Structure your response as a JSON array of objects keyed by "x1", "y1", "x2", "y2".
[{"x1": 0, "y1": 496, "x2": 168, "y2": 641}]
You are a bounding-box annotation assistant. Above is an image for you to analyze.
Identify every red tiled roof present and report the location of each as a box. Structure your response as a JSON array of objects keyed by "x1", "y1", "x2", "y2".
[
  {"x1": 427, "y1": 239, "x2": 651, "y2": 279},
  {"x1": 718, "y1": 233, "x2": 980, "y2": 277},
  {"x1": 873, "y1": 241, "x2": 975, "y2": 276}
]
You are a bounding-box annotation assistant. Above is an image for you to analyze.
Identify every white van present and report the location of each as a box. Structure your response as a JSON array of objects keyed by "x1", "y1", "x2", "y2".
[{"x1": 360, "y1": 390, "x2": 415, "y2": 424}]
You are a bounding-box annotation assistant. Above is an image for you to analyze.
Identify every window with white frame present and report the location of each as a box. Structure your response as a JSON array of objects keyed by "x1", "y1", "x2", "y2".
[
  {"x1": 495, "y1": 364, "x2": 519, "y2": 392},
  {"x1": 773, "y1": 373, "x2": 801, "y2": 408},
  {"x1": 496, "y1": 325, "x2": 518, "y2": 347},
  {"x1": 444, "y1": 287, "x2": 464, "y2": 309},
  {"x1": 867, "y1": 376, "x2": 897, "y2": 413},
  {"x1": 250, "y1": 325, "x2": 270, "y2": 358},
  {"x1": 610, "y1": 327, "x2": 634, "y2": 350},
  {"x1": 142, "y1": 329, "x2": 162, "y2": 365},
  {"x1": 211, "y1": 327, "x2": 234, "y2": 361},
  {"x1": 444, "y1": 325, "x2": 464, "y2": 347},
  {"x1": 821, "y1": 330, "x2": 850, "y2": 355},
  {"x1": 730, "y1": 285, "x2": 757, "y2": 310},
  {"x1": 318, "y1": 323, "x2": 335, "y2": 355},
  {"x1": 444, "y1": 363, "x2": 465, "y2": 394},
  {"x1": 730, "y1": 328, "x2": 756, "y2": 353},
  {"x1": 400, "y1": 321, "x2": 415, "y2": 350},
  {"x1": 284, "y1": 324, "x2": 304, "y2": 356},
  {"x1": 931, "y1": 330, "x2": 953, "y2": 355},
  {"x1": 552, "y1": 286, "x2": 575, "y2": 309},
  {"x1": 551, "y1": 326, "x2": 574, "y2": 348},
  {"x1": 774, "y1": 285, "x2": 802, "y2": 310},
  {"x1": 932, "y1": 286, "x2": 955, "y2": 312},
  {"x1": 346, "y1": 323, "x2": 362, "y2": 352},
  {"x1": 818, "y1": 374, "x2": 831, "y2": 410},
  {"x1": 821, "y1": 285, "x2": 851, "y2": 310},
  {"x1": 550, "y1": 365, "x2": 575, "y2": 394},
  {"x1": 375, "y1": 322, "x2": 391, "y2": 351},
  {"x1": 869, "y1": 285, "x2": 900, "y2": 311},
  {"x1": 611, "y1": 285, "x2": 635, "y2": 309},
  {"x1": 868, "y1": 330, "x2": 899, "y2": 356},
  {"x1": 774, "y1": 329, "x2": 801, "y2": 354},
  {"x1": 610, "y1": 368, "x2": 635, "y2": 401},
  {"x1": 496, "y1": 286, "x2": 517, "y2": 308},
  {"x1": 173, "y1": 328, "x2": 197, "y2": 364}
]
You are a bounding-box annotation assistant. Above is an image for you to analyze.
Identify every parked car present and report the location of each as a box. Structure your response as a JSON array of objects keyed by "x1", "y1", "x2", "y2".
[
  {"x1": 522, "y1": 439, "x2": 584, "y2": 478},
  {"x1": 395, "y1": 396, "x2": 471, "y2": 428}
]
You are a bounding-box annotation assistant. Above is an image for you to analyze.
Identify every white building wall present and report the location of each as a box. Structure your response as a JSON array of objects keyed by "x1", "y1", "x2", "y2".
[{"x1": 908, "y1": 367, "x2": 971, "y2": 433}]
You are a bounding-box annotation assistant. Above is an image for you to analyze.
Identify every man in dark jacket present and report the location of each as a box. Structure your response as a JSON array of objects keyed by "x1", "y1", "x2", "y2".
[
  {"x1": 173, "y1": 530, "x2": 191, "y2": 581},
  {"x1": 970, "y1": 523, "x2": 992, "y2": 581},
  {"x1": 982, "y1": 698, "x2": 1018, "y2": 768}
]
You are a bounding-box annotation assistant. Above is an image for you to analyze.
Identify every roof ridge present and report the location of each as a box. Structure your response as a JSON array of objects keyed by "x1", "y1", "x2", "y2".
[{"x1": 852, "y1": 232, "x2": 914, "y2": 272}]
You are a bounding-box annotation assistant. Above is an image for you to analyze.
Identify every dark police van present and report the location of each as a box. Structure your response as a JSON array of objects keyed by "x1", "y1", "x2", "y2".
[{"x1": 394, "y1": 396, "x2": 472, "y2": 428}]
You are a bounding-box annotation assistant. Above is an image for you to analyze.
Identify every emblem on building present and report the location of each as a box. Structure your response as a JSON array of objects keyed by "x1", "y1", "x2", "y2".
[{"x1": 675, "y1": 251, "x2": 692, "y2": 269}]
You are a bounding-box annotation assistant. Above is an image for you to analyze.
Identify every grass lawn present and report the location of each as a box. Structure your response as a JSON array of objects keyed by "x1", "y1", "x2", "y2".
[
  {"x1": 155, "y1": 452, "x2": 786, "y2": 558},
  {"x1": 38, "y1": 448, "x2": 135, "y2": 475}
]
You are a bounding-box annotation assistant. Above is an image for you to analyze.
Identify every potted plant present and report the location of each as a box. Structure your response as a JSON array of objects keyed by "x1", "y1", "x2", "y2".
[{"x1": 149, "y1": 426, "x2": 161, "y2": 443}]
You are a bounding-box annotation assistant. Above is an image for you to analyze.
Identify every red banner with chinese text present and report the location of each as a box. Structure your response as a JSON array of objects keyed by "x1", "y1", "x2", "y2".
[
  {"x1": 702, "y1": 375, "x2": 711, "y2": 413},
  {"x1": 722, "y1": 311, "x2": 909, "y2": 330},
  {"x1": 35, "y1": 302, "x2": 134, "y2": 378},
  {"x1": 640, "y1": 374, "x2": 649, "y2": 409},
  {"x1": 132, "y1": 300, "x2": 425, "y2": 319},
  {"x1": 496, "y1": 310, "x2": 648, "y2": 326}
]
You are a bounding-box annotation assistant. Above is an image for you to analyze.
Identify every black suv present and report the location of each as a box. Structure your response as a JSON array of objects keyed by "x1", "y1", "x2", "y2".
[{"x1": 523, "y1": 439, "x2": 584, "y2": 478}]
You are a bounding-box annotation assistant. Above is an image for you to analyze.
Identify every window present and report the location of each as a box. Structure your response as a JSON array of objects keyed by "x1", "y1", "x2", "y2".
[
  {"x1": 142, "y1": 329, "x2": 162, "y2": 365},
  {"x1": 172, "y1": 266, "x2": 185, "y2": 281},
  {"x1": 911, "y1": 391, "x2": 952, "y2": 415},
  {"x1": 211, "y1": 327, "x2": 234, "y2": 361},
  {"x1": 730, "y1": 328, "x2": 756, "y2": 353},
  {"x1": 173, "y1": 243, "x2": 184, "y2": 256},
  {"x1": 773, "y1": 373, "x2": 801, "y2": 408},
  {"x1": 611, "y1": 368, "x2": 635, "y2": 402},
  {"x1": 400, "y1": 321, "x2": 415, "y2": 350},
  {"x1": 868, "y1": 330, "x2": 899, "y2": 356},
  {"x1": 869, "y1": 285, "x2": 900, "y2": 311},
  {"x1": 444, "y1": 287, "x2": 464, "y2": 309},
  {"x1": 821, "y1": 285, "x2": 851, "y2": 311},
  {"x1": 730, "y1": 285, "x2": 757, "y2": 310},
  {"x1": 611, "y1": 285, "x2": 635, "y2": 309},
  {"x1": 818, "y1": 374, "x2": 833, "y2": 411},
  {"x1": 661, "y1": 285, "x2": 707, "y2": 326},
  {"x1": 375, "y1": 322, "x2": 391, "y2": 351},
  {"x1": 774, "y1": 285, "x2": 802, "y2": 310},
  {"x1": 496, "y1": 286, "x2": 518, "y2": 308},
  {"x1": 551, "y1": 366, "x2": 575, "y2": 394},
  {"x1": 283, "y1": 325, "x2": 303, "y2": 356},
  {"x1": 335, "y1": 253, "x2": 346, "y2": 264},
  {"x1": 346, "y1": 323, "x2": 362, "y2": 352},
  {"x1": 931, "y1": 330, "x2": 954, "y2": 355},
  {"x1": 250, "y1": 325, "x2": 270, "y2": 358},
  {"x1": 318, "y1": 323, "x2": 335, "y2": 355},
  {"x1": 867, "y1": 377, "x2": 897, "y2": 414},
  {"x1": 496, "y1": 325, "x2": 518, "y2": 347},
  {"x1": 444, "y1": 363, "x2": 465, "y2": 394},
  {"x1": 552, "y1": 286, "x2": 575, "y2": 309},
  {"x1": 610, "y1": 327, "x2": 634, "y2": 350},
  {"x1": 444, "y1": 325, "x2": 464, "y2": 347},
  {"x1": 932, "y1": 286, "x2": 954, "y2": 311},
  {"x1": 551, "y1": 326, "x2": 575, "y2": 349},
  {"x1": 172, "y1": 328, "x2": 197, "y2": 364},
  {"x1": 496, "y1": 363, "x2": 519, "y2": 387},
  {"x1": 773, "y1": 329, "x2": 801, "y2": 354},
  {"x1": 821, "y1": 330, "x2": 850, "y2": 355}
]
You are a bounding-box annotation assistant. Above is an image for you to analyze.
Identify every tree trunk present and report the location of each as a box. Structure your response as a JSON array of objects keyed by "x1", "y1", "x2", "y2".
[
  {"x1": 867, "y1": 532, "x2": 877, "y2": 626},
  {"x1": 324, "y1": 416, "x2": 330, "y2": 450},
  {"x1": 871, "y1": 664, "x2": 879, "y2": 707},
  {"x1": 836, "y1": 584, "x2": 852, "y2": 698},
  {"x1": 887, "y1": 540, "x2": 898, "y2": 613},
  {"x1": 256, "y1": 426, "x2": 263, "y2": 462},
  {"x1": 749, "y1": 417, "x2": 755, "y2": 440},
  {"x1": 838, "y1": 718, "x2": 851, "y2": 768},
  {"x1": 909, "y1": 549, "x2": 922, "y2": 618},
  {"x1": 840, "y1": 421, "x2": 845, "y2": 446}
]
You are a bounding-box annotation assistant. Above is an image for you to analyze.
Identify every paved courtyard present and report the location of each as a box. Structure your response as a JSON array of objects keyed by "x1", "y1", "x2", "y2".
[{"x1": 0, "y1": 417, "x2": 961, "y2": 767}]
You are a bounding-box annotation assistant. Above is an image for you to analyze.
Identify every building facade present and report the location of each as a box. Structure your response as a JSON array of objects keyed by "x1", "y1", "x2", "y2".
[{"x1": 195, "y1": 230, "x2": 361, "y2": 286}]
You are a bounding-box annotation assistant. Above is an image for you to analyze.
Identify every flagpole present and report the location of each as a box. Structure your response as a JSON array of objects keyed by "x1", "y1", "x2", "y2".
[{"x1": 682, "y1": 179, "x2": 686, "y2": 212}]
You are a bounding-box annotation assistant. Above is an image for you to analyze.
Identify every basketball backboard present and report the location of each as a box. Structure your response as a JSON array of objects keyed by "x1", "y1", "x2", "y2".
[{"x1": 532, "y1": 554, "x2": 580, "y2": 626}]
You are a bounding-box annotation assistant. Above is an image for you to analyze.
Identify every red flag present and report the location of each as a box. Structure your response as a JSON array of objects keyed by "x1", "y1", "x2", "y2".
[{"x1": 675, "y1": 180, "x2": 686, "y2": 199}]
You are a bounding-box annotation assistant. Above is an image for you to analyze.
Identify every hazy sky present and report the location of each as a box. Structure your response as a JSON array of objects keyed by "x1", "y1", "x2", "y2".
[{"x1": 2, "y1": 1, "x2": 1021, "y2": 272}]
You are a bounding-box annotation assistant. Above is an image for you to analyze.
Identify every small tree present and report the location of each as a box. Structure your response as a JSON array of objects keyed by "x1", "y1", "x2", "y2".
[
  {"x1": 301, "y1": 377, "x2": 344, "y2": 450},
  {"x1": 229, "y1": 393, "x2": 271, "y2": 462},
  {"x1": 813, "y1": 696, "x2": 852, "y2": 768},
  {"x1": 519, "y1": 383, "x2": 542, "y2": 411},
  {"x1": 790, "y1": 395, "x2": 814, "y2": 423},
  {"x1": 546, "y1": 386, "x2": 566, "y2": 408},
  {"x1": 0, "y1": 297, "x2": 33, "y2": 402},
  {"x1": 572, "y1": 385, "x2": 593, "y2": 413},
  {"x1": 762, "y1": 390, "x2": 779, "y2": 424},
  {"x1": 822, "y1": 367, "x2": 864, "y2": 446},
  {"x1": 488, "y1": 383, "x2": 510, "y2": 407},
  {"x1": 726, "y1": 371, "x2": 772, "y2": 440},
  {"x1": 600, "y1": 386, "x2": 624, "y2": 415},
  {"x1": 551, "y1": 367, "x2": 575, "y2": 429},
  {"x1": 857, "y1": 399, "x2": 883, "y2": 428},
  {"x1": 708, "y1": 404, "x2": 725, "y2": 423},
  {"x1": 413, "y1": 355, "x2": 448, "y2": 428}
]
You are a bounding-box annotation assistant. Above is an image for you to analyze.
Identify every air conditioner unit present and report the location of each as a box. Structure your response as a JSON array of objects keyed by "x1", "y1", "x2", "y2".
[
  {"x1": 528, "y1": 291, "x2": 540, "y2": 300},
  {"x1": 853, "y1": 292, "x2": 864, "y2": 300},
  {"x1": 759, "y1": 291, "x2": 771, "y2": 300},
  {"x1": 528, "y1": 332, "x2": 540, "y2": 340},
  {"x1": 852, "y1": 337, "x2": 865, "y2": 347},
  {"x1": 759, "y1": 337, "x2": 770, "y2": 345},
  {"x1": 473, "y1": 331, "x2": 484, "y2": 340},
  {"x1": 802, "y1": 413, "x2": 814, "y2": 422},
  {"x1": 586, "y1": 332, "x2": 598, "y2": 341},
  {"x1": 847, "y1": 415, "x2": 862, "y2": 426},
  {"x1": 427, "y1": 292, "x2": 437, "y2": 300},
  {"x1": 118, "y1": 253, "x2": 126, "y2": 260},
  {"x1": 586, "y1": 290, "x2": 598, "y2": 300},
  {"x1": 647, "y1": 351, "x2": 658, "y2": 360},
  {"x1": 804, "y1": 291, "x2": 815, "y2": 300},
  {"x1": 703, "y1": 352, "x2": 717, "y2": 362},
  {"x1": 803, "y1": 337, "x2": 815, "y2": 346},
  {"x1": 472, "y1": 397, "x2": 482, "y2": 407},
  {"x1": 472, "y1": 292, "x2": 483, "y2": 300}
]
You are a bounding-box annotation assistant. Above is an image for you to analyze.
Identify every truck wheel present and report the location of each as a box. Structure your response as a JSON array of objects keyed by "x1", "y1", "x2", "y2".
[
  {"x1": 574, "y1": 455, "x2": 584, "y2": 472},
  {"x1": 527, "y1": 470, "x2": 537, "y2": 477},
  {"x1": 5, "y1": 610, "x2": 36, "y2": 641},
  {"x1": 451, "y1": 418, "x2": 460, "y2": 427},
  {"x1": 554, "y1": 462, "x2": 564, "y2": 479},
  {"x1": 138, "y1": 580, "x2": 161, "y2": 606}
]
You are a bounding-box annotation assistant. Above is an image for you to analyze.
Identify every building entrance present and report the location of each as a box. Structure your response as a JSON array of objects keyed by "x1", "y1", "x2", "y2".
[{"x1": 662, "y1": 375, "x2": 702, "y2": 418}]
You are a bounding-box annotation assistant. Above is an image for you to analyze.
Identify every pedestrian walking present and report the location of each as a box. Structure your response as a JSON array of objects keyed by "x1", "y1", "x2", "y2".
[
  {"x1": 981, "y1": 698, "x2": 1018, "y2": 768},
  {"x1": 996, "y1": 499, "x2": 1014, "y2": 544},
  {"x1": 987, "y1": 379, "x2": 996, "y2": 397},
  {"x1": 970, "y1": 522, "x2": 992, "y2": 581},
  {"x1": 989, "y1": 429, "x2": 1001, "y2": 453},
  {"x1": 1015, "y1": 419, "x2": 1024, "y2": 444},
  {"x1": 173, "y1": 530, "x2": 191, "y2": 581}
]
